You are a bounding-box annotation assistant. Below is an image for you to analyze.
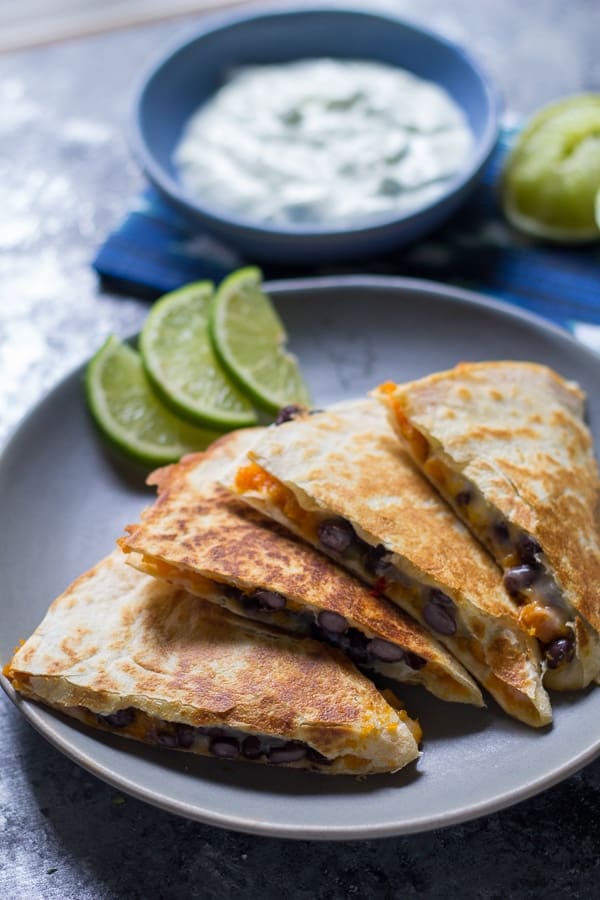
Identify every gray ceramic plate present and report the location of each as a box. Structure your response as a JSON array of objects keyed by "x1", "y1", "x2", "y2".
[{"x1": 2, "y1": 276, "x2": 600, "y2": 840}]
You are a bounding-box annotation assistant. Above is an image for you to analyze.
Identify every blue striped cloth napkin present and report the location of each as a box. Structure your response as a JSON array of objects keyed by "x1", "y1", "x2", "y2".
[{"x1": 92, "y1": 129, "x2": 600, "y2": 351}]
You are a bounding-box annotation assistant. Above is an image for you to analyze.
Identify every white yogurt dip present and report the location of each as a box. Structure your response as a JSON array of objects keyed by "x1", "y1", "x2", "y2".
[{"x1": 174, "y1": 58, "x2": 473, "y2": 227}]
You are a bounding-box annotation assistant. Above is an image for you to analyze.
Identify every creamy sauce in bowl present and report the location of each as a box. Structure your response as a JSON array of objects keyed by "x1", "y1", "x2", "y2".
[{"x1": 174, "y1": 58, "x2": 473, "y2": 228}]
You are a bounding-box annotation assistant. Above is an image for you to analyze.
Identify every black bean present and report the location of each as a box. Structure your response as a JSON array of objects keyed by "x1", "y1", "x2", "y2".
[
  {"x1": 253, "y1": 589, "x2": 286, "y2": 610},
  {"x1": 202, "y1": 726, "x2": 229, "y2": 738},
  {"x1": 431, "y1": 589, "x2": 454, "y2": 606},
  {"x1": 503, "y1": 564, "x2": 539, "y2": 595},
  {"x1": 209, "y1": 737, "x2": 240, "y2": 759},
  {"x1": 363, "y1": 543, "x2": 394, "y2": 577},
  {"x1": 404, "y1": 652, "x2": 427, "y2": 670},
  {"x1": 317, "y1": 610, "x2": 348, "y2": 634},
  {"x1": 338, "y1": 629, "x2": 370, "y2": 665},
  {"x1": 154, "y1": 731, "x2": 178, "y2": 748},
  {"x1": 275, "y1": 405, "x2": 303, "y2": 425},
  {"x1": 492, "y1": 519, "x2": 510, "y2": 543},
  {"x1": 517, "y1": 533, "x2": 542, "y2": 564},
  {"x1": 240, "y1": 592, "x2": 261, "y2": 613},
  {"x1": 423, "y1": 590, "x2": 457, "y2": 636},
  {"x1": 317, "y1": 517, "x2": 356, "y2": 554},
  {"x1": 423, "y1": 602, "x2": 457, "y2": 635},
  {"x1": 241, "y1": 735, "x2": 263, "y2": 759},
  {"x1": 224, "y1": 585, "x2": 243, "y2": 601},
  {"x1": 99, "y1": 707, "x2": 135, "y2": 728},
  {"x1": 268, "y1": 742, "x2": 307, "y2": 764},
  {"x1": 308, "y1": 621, "x2": 323, "y2": 643},
  {"x1": 455, "y1": 489, "x2": 472, "y2": 507},
  {"x1": 347, "y1": 629, "x2": 369, "y2": 651},
  {"x1": 545, "y1": 637, "x2": 575, "y2": 669},
  {"x1": 367, "y1": 638, "x2": 405, "y2": 663},
  {"x1": 175, "y1": 724, "x2": 195, "y2": 749}
]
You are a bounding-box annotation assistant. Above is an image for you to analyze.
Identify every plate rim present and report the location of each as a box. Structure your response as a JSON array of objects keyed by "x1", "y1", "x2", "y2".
[
  {"x1": 5, "y1": 679, "x2": 600, "y2": 841},
  {"x1": 2, "y1": 273, "x2": 600, "y2": 840}
]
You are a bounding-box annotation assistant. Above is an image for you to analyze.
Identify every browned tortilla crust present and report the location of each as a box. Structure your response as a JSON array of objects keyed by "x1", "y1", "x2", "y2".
[
  {"x1": 230, "y1": 398, "x2": 552, "y2": 726},
  {"x1": 241, "y1": 404, "x2": 517, "y2": 618},
  {"x1": 382, "y1": 362, "x2": 600, "y2": 635},
  {"x1": 6, "y1": 552, "x2": 419, "y2": 774},
  {"x1": 119, "y1": 430, "x2": 480, "y2": 706}
]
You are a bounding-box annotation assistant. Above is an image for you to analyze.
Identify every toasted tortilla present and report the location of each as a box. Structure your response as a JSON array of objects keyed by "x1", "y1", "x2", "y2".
[
  {"x1": 5, "y1": 550, "x2": 420, "y2": 775},
  {"x1": 376, "y1": 362, "x2": 600, "y2": 690},
  {"x1": 119, "y1": 430, "x2": 482, "y2": 708},
  {"x1": 229, "y1": 398, "x2": 552, "y2": 728}
]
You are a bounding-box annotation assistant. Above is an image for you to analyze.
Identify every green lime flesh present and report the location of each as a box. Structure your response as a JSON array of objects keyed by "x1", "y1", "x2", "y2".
[
  {"x1": 86, "y1": 335, "x2": 224, "y2": 466},
  {"x1": 140, "y1": 281, "x2": 257, "y2": 429},
  {"x1": 501, "y1": 94, "x2": 600, "y2": 241},
  {"x1": 209, "y1": 267, "x2": 311, "y2": 415}
]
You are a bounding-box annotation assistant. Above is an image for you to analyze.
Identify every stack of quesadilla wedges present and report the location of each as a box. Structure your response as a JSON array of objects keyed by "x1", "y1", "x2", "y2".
[
  {"x1": 375, "y1": 361, "x2": 600, "y2": 691},
  {"x1": 119, "y1": 428, "x2": 482, "y2": 709},
  {"x1": 8, "y1": 357, "x2": 599, "y2": 778},
  {"x1": 6, "y1": 551, "x2": 421, "y2": 774},
  {"x1": 228, "y1": 397, "x2": 558, "y2": 727},
  {"x1": 6, "y1": 430, "x2": 439, "y2": 776}
]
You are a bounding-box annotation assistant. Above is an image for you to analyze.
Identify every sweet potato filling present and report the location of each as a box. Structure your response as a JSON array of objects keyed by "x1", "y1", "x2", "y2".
[
  {"x1": 519, "y1": 602, "x2": 570, "y2": 645},
  {"x1": 391, "y1": 400, "x2": 430, "y2": 464},
  {"x1": 235, "y1": 462, "x2": 317, "y2": 538},
  {"x1": 381, "y1": 690, "x2": 423, "y2": 744}
]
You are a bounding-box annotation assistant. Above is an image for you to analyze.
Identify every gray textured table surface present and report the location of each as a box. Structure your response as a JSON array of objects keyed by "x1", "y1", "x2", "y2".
[{"x1": 2, "y1": 2, "x2": 600, "y2": 897}]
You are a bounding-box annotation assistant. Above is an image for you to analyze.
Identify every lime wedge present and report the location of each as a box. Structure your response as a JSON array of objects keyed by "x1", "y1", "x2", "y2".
[
  {"x1": 501, "y1": 94, "x2": 600, "y2": 242},
  {"x1": 86, "y1": 335, "x2": 224, "y2": 466},
  {"x1": 139, "y1": 281, "x2": 257, "y2": 429},
  {"x1": 209, "y1": 267, "x2": 311, "y2": 414}
]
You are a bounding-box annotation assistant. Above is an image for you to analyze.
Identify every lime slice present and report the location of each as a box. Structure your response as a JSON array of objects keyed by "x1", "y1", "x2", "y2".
[
  {"x1": 209, "y1": 267, "x2": 311, "y2": 414},
  {"x1": 140, "y1": 281, "x2": 257, "y2": 429},
  {"x1": 501, "y1": 94, "x2": 600, "y2": 242},
  {"x1": 86, "y1": 335, "x2": 224, "y2": 466}
]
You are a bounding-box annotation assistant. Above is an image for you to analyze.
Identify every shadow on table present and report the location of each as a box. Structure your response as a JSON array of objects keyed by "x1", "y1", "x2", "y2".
[{"x1": 7, "y1": 692, "x2": 600, "y2": 900}]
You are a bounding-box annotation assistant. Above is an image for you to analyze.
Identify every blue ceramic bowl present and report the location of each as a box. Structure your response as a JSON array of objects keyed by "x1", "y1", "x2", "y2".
[{"x1": 131, "y1": 4, "x2": 500, "y2": 263}]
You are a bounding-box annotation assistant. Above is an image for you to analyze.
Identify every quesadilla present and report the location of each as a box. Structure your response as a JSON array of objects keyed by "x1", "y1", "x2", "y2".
[
  {"x1": 376, "y1": 361, "x2": 600, "y2": 690},
  {"x1": 4, "y1": 550, "x2": 421, "y2": 775},
  {"x1": 119, "y1": 429, "x2": 482, "y2": 708},
  {"x1": 228, "y1": 398, "x2": 552, "y2": 728}
]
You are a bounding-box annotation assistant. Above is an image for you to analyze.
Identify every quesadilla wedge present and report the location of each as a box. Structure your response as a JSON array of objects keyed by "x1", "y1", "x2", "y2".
[
  {"x1": 119, "y1": 430, "x2": 482, "y2": 708},
  {"x1": 229, "y1": 398, "x2": 552, "y2": 728},
  {"x1": 4, "y1": 550, "x2": 421, "y2": 775},
  {"x1": 376, "y1": 361, "x2": 600, "y2": 690}
]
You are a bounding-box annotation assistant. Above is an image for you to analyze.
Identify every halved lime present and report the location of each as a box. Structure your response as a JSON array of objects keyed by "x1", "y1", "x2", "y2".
[
  {"x1": 209, "y1": 267, "x2": 311, "y2": 414},
  {"x1": 140, "y1": 281, "x2": 257, "y2": 429},
  {"x1": 86, "y1": 335, "x2": 224, "y2": 466},
  {"x1": 501, "y1": 94, "x2": 600, "y2": 242}
]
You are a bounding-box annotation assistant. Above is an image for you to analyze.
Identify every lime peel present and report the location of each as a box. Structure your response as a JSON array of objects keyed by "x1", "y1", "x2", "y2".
[
  {"x1": 209, "y1": 267, "x2": 311, "y2": 414},
  {"x1": 86, "y1": 335, "x2": 224, "y2": 466},
  {"x1": 140, "y1": 280, "x2": 257, "y2": 429}
]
